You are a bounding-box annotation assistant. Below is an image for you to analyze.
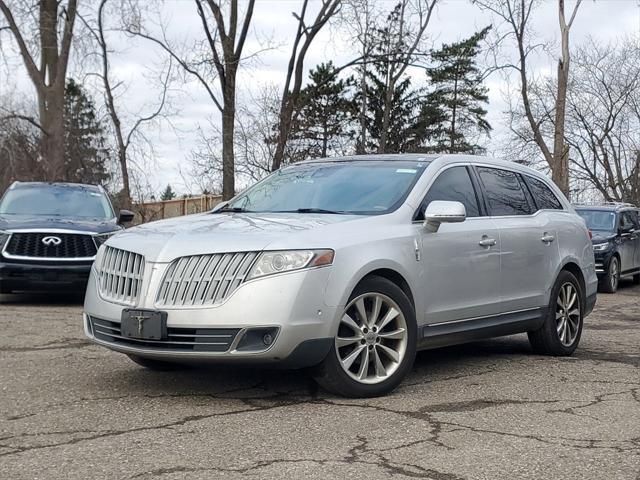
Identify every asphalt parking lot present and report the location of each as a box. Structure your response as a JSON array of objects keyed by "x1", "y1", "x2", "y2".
[{"x1": 0, "y1": 283, "x2": 639, "y2": 480}]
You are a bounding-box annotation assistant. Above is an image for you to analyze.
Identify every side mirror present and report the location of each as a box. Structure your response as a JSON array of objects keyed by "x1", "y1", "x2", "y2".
[
  {"x1": 118, "y1": 209, "x2": 135, "y2": 225},
  {"x1": 423, "y1": 200, "x2": 466, "y2": 233}
]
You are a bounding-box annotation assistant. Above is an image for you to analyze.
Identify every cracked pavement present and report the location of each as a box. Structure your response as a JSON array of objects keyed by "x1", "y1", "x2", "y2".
[{"x1": 1, "y1": 283, "x2": 639, "y2": 480}]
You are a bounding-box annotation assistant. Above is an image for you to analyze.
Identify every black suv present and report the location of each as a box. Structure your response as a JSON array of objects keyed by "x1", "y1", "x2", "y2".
[
  {"x1": 0, "y1": 182, "x2": 133, "y2": 294},
  {"x1": 575, "y1": 203, "x2": 640, "y2": 293}
]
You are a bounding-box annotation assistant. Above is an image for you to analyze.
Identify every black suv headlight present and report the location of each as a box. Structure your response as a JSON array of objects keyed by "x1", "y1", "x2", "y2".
[
  {"x1": 593, "y1": 242, "x2": 611, "y2": 252},
  {"x1": 93, "y1": 231, "x2": 120, "y2": 248},
  {"x1": 0, "y1": 231, "x2": 9, "y2": 251}
]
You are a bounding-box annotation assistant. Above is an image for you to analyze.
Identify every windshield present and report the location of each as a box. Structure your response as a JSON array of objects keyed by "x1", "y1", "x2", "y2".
[
  {"x1": 577, "y1": 209, "x2": 617, "y2": 232},
  {"x1": 0, "y1": 185, "x2": 115, "y2": 219},
  {"x1": 225, "y1": 161, "x2": 430, "y2": 215}
]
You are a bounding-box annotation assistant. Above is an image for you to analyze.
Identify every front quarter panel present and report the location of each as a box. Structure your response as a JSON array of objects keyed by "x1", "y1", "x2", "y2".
[{"x1": 322, "y1": 220, "x2": 423, "y2": 327}]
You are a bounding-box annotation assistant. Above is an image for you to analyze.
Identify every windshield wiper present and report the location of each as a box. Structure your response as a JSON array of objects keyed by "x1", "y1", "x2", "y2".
[
  {"x1": 293, "y1": 208, "x2": 346, "y2": 214},
  {"x1": 216, "y1": 206, "x2": 251, "y2": 213}
]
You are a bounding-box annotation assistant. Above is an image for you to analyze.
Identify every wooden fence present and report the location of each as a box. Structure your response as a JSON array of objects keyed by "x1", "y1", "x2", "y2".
[{"x1": 134, "y1": 194, "x2": 223, "y2": 224}]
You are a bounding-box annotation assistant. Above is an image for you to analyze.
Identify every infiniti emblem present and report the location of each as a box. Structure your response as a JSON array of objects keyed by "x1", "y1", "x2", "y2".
[{"x1": 41, "y1": 236, "x2": 62, "y2": 246}]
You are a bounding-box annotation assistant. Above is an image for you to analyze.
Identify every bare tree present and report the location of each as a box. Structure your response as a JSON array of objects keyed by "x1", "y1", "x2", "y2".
[
  {"x1": 270, "y1": 0, "x2": 342, "y2": 172},
  {"x1": 564, "y1": 39, "x2": 640, "y2": 204},
  {"x1": 0, "y1": 0, "x2": 78, "y2": 180},
  {"x1": 78, "y1": 0, "x2": 172, "y2": 208},
  {"x1": 342, "y1": 0, "x2": 378, "y2": 153},
  {"x1": 372, "y1": 0, "x2": 437, "y2": 153},
  {"x1": 475, "y1": 0, "x2": 582, "y2": 196},
  {"x1": 127, "y1": 0, "x2": 256, "y2": 200},
  {"x1": 187, "y1": 85, "x2": 283, "y2": 192}
]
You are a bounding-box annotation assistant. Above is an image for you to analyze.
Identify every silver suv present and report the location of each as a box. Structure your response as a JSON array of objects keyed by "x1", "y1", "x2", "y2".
[{"x1": 83, "y1": 154, "x2": 598, "y2": 397}]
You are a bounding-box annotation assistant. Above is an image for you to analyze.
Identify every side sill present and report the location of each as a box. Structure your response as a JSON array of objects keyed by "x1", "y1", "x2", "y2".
[{"x1": 419, "y1": 308, "x2": 546, "y2": 350}]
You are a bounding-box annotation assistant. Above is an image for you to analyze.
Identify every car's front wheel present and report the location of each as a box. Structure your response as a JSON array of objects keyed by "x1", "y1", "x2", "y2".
[
  {"x1": 528, "y1": 270, "x2": 583, "y2": 355},
  {"x1": 600, "y1": 256, "x2": 620, "y2": 293},
  {"x1": 314, "y1": 276, "x2": 417, "y2": 397}
]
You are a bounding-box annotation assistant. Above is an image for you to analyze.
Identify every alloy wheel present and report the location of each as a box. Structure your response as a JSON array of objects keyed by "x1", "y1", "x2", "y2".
[
  {"x1": 335, "y1": 293, "x2": 408, "y2": 385},
  {"x1": 610, "y1": 258, "x2": 619, "y2": 291},
  {"x1": 555, "y1": 282, "x2": 581, "y2": 347}
]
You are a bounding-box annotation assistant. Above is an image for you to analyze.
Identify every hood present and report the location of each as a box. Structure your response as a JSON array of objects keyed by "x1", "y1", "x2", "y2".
[
  {"x1": 107, "y1": 211, "x2": 362, "y2": 262},
  {"x1": 591, "y1": 231, "x2": 616, "y2": 244},
  {"x1": 0, "y1": 214, "x2": 120, "y2": 234}
]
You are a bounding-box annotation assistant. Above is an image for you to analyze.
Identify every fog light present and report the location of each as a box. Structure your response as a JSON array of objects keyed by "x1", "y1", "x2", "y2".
[{"x1": 235, "y1": 327, "x2": 279, "y2": 352}]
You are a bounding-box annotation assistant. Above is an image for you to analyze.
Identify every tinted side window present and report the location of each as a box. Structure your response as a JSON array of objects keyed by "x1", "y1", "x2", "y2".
[
  {"x1": 477, "y1": 167, "x2": 532, "y2": 216},
  {"x1": 620, "y1": 212, "x2": 638, "y2": 231},
  {"x1": 525, "y1": 175, "x2": 563, "y2": 210},
  {"x1": 421, "y1": 166, "x2": 480, "y2": 218}
]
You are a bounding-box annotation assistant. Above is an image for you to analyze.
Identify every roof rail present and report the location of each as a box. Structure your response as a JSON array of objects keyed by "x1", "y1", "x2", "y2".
[
  {"x1": 602, "y1": 201, "x2": 637, "y2": 208},
  {"x1": 573, "y1": 201, "x2": 637, "y2": 208}
]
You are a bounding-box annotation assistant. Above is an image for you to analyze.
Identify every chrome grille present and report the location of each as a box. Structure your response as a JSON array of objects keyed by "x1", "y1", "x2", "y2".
[
  {"x1": 157, "y1": 252, "x2": 258, "y2": 307},
  {"x1": 5, "y1": 232, "x2": 97, "y2": 259},
  {"x1": 89, "y1": 316, "x2": 240, "y2": 352},
  {"x1": 96, "y1": 246, "x2": 145, "y2": 306}
]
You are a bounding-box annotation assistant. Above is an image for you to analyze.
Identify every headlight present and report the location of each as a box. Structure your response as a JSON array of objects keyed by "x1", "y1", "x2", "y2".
[
  {"x1": 0, "y1": 231, "x2": 9, "y2": 251},
  {"x1": 593, "y1": 242, "x2": 611, "y2": 252},
  {"x1": 93, "y1": 230, "x2": 120, "y2": 248},
  {"x1": 247, "y1": 249, "x2": 334, "y2": 280}
]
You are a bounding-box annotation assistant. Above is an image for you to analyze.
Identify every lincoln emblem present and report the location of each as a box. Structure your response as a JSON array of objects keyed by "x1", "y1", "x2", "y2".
[{"x1": 41, "y1": 236, "x2": 62, "y2": 246}]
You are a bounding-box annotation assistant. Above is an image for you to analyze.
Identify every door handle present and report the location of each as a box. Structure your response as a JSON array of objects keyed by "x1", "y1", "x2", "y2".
[
  {"x1": 541, "y1": 233, "x2": 555, "y2": 244},
  {"x1": 478, "y1": 236, "x2": 496, "y2": 247}
]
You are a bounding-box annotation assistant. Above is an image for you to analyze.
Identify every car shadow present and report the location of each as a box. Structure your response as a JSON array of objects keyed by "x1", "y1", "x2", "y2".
[
  {"x1": 93, "y1": 335, "x2": 535, "y2": 401},
  {"x1": 0, "y1": 291, "x2": 85, "y2": 306}
]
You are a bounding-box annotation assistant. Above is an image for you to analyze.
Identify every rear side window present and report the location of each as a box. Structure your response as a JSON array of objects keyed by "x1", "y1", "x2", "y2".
[
  {"x1": 420, "y1": 166, "x2": 480, "y2": 218},
  {"x1": 477, "y1": 167, "x2": 532, "y2": 216},
  {"x1": 525, "y1": 175, "x2": 563, "y2": 210}
]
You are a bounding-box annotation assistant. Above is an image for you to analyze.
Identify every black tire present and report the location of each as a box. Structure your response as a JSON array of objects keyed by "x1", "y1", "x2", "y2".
[
  {"x1": 633, "y1": 273, "x2": 640, "y2": 285},
  {"x1": 313, "y1": 276, "x2": 417, "y2": 398},
  {"x1": 528, "y1": 270, "x2": 583, "y2": 356},
  {"x1": 599, "y1": 256, "x2": 619, "y2": 293},
  {"x1": 127, "y1": 354, "x2": 188, "y2": 371}
]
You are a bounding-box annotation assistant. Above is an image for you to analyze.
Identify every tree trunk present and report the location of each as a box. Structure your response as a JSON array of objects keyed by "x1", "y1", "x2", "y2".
[
  {"x1": 39, "y1": 86, "x2": 66, "y2": 181},
  {"x1": 221, "y1": 74, "x2": 236, "y2": 200},
  {"x1": 450, "y1": 75, "x2": 459, "y2": 153},
  {"x1": 378, "y1": 76, "x2": 395, "y2": 153}
]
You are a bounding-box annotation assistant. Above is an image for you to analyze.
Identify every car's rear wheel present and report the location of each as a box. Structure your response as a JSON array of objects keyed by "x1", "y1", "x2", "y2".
[
  {"x1": 633, "y1": 272, "x2": 640, "y2": 285},
  {"x1": 528, "y1": 270, "x2": 583, "y2": 356},
  {"x1": 313, "y1": 276, "x2": 417, "y2": 398},
  {"x1": 127, "y1": 354, "x2": 188, "y2": 371},
  {"x1": 600, "y1": 256, "x2": 620, "y2": 293}
]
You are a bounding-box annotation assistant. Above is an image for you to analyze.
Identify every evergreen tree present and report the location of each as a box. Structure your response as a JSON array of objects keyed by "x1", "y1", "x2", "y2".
[
  {"x1": 362, "y1": 5, "x2": 428, "y2": 153},
  {"x1": 161, "y1": 184, "x2": 176, "y2": 201},
  {"x1": 289, "y1": 62, "x2": 356, "y2": 160},
  {"x1": 64, "y1": 79, "x2": 111, "y2": 185},
  {"x1": 424, "y1": 27, "x2": 492, "y2": 154},
  {"x1": 365, "y1": 72, "x2": 425, "y2": 153}
]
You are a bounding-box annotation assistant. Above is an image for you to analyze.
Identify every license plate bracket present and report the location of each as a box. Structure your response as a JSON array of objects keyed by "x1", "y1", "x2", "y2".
[{"x1": 121, "y1": 309, "x2": 167, "y2": 340}]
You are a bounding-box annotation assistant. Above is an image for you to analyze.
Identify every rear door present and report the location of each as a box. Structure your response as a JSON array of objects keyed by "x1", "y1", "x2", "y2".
[
  {"x1": 475, "y1": 166, "x2": 560, "y2": 313},
  {"x1": 417, "y1": 165, "x2": 501, "y2": 324}
]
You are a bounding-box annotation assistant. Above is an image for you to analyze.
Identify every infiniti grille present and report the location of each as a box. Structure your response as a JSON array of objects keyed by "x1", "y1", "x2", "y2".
[{"x1": 4, "y1": 232, "x2": 97, "y2": 259}]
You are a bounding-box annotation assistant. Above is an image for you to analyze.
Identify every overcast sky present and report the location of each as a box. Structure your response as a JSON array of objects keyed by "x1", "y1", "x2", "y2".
[{"x1": 1, "y1": 0, "x2": 640, "y2": 196}]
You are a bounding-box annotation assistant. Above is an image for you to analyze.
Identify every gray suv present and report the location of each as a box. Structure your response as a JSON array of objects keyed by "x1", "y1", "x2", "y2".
[{"x1": 83, "y1": 154, "x2": 597, "y2": 397}]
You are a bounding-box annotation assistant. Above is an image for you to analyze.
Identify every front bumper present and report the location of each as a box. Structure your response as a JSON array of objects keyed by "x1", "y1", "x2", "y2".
[
  {"x1": 0, "y1": 260, "x2": 91, "y2": 292},
  {"x1": 594, "y1": 250, "x2": 615, "y2": 277},
  {"x1": 83, "y1": 264, "x2": 339, "y2": 368}
]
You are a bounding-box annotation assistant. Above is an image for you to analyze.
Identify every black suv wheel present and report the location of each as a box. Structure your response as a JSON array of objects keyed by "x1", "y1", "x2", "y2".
[{"x1": 600, "y1": 256, "x2": 620, "y2": 293}]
